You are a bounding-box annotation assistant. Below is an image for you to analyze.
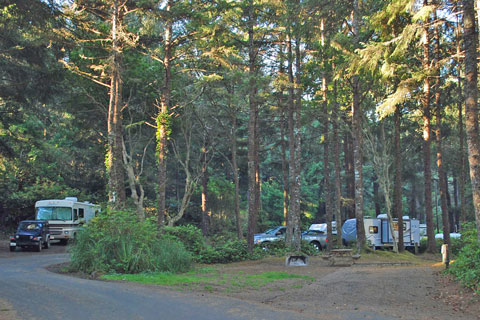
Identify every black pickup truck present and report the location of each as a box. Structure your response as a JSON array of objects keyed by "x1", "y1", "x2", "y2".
[{"x1": 10, "y1": 220, "x2": 50, "y2": 252}]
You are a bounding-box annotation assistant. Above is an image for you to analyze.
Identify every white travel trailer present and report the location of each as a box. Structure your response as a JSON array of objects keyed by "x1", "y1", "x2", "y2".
[
  {"x1": 35, "y1": 197, "x2": 99, "y2": 244},
  {"x1": 342, "y1": 215, "x2": 420, "y2": 250},
  {"x1": 366, "y1": 214, "x2": 420, "y2": 249}
]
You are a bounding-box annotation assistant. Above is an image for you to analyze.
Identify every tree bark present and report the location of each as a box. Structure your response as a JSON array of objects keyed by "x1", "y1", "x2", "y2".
[
  {"x1": 201, "y1": 146, "x2": 209, "y2": 236},
  {"x1": 107, "y1": 0, "x2": 126, "y2": 209},
  {"x1": 394, "y1": 105, "x2": 404, "y2": 251},
  {"x1": 456, "y1": 16, "x2": 467, "y2": 229},
  {"x1": 352, "y1": 0, "x2": 365, "y2": 253},
  {"x1": 231, "y1": 113, "x2": 242, "y2": 240},
  {"x1": 247, "y1": 0, "x2": 260, "y2": 252},
  {"x1": 333, "y1": 79, "x2": 343, "y2": 247},
  {"x1": 422, "y1": 0, "x2": 436, "y2": 252},
  {"x1": 463, "y1": 0, "x2": 480, "y2": 241},
  {"x1": 156, "y1": 0, "x2": 173, "y2": 231},
  {"x1": 343, "y1": 123, "x2": 355, "y2": 219},
  {"x1": 322, "y1": 69, "x2": 333, "y2": 251},
  {"x1": 373, "y1": 177, "x2": 381, "y2": 216}
]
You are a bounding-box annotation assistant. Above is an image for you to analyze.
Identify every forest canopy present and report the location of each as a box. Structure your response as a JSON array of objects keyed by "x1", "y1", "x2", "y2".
[{"x1": 1, "y1": 0, "x2": 480, "y2": 253}]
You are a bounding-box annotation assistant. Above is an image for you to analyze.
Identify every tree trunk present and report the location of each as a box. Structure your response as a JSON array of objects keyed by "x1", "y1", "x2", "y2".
[
  {"x1": 157, "y1": 0, "x2": 173, "y2": 231},
  {"x1": 343, "y1": 123, "x2": 355, "y2": 219},
  {"x1": 463, "y1": 0, "x2": 480, "y2": 241},
  {"x1": 107, "y1": 0, "x2": 126, "y2": 209},
  {"x1": 201, "y1": 146, "x2": 209, "y2": 236},
  {"x1": 247, "y1": 0, "x2": 259, "y2": 252},
  {"x1": 394, "y1": 105, "x2": 404, "y2": 251},
  {"x1": 373, "y1": 177, "x2": 381, "y2": 216},
  {"x1": 122, "y1": 137, "x2": 145, "y2": 221},
  {"x1": 333, "y1": 79, "x2": 343, "y2": 247},
  {"x1": 436, "y1": 94, "x2": 451, "y2": 257},
  {"x1": 231, "y1": 114, "x2": 242, "y2": 240},
  {"x1": 456, "y1": 17, "x2": 467, "y2": 230},
  {"x1": 322, "y1": 69, "x2": 332, "y2": 251},
  {"x1": 352, "y1": 0, "x2": 365, "y2": 253},
  {"x1": 422, "y1": 0, "x2": 436, "y2": 252},
  {"x1": 292, "y1": 37, "x2": 303, "y2": 251}
]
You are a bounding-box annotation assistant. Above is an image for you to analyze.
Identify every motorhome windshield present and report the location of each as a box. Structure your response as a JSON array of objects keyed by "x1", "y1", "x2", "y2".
[{"x1": 36, "y1": 207, "x2": 72, "y2": 220}]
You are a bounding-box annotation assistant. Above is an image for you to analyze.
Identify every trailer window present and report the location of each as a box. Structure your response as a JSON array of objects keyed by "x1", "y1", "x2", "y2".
[
  {"x1": 369, "y1": 226, "x2": 378, "y2": 234},
  {"x1": 79, "y1": 208, "x2": 84, "y2": 219},
  {"x1": 36, "y1": 207, "x2": 72, "y2": 220}
]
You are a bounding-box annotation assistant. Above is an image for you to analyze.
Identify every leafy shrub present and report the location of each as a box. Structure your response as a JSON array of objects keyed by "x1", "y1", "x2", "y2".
[
  {"x1": 69, "y1": 211, "x2": 193, "y2": 274},
  {"x1": 199, "y1": 239, "x2": 253, "y2": 264},
  {"x1": 255, "y1": 240, "x2": 320, "y2": 257},
  {"x1": 447, "y1": 224, "x2": 480, "y2": 292},
  {"x1": 162, "y1": 224, "x2": 206, "y2": 255}
]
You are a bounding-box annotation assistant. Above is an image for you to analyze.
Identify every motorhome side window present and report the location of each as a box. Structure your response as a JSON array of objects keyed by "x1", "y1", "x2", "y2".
[
  {"x1": 79, "y1": 208, "x2": 84, "y2": 219},
  {"x1": 74, "y1": 209, "x2": 78, "y2": 220}
]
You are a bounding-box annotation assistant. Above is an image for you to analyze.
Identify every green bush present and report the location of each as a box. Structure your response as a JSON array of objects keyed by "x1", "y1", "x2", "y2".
[
  {"x1": 447, "y1": 224, "x2": 480, "y2": 293},
  {"x1": 162, "y1": 224, "x2": 206, "y2": 255},
  {"x1": 255, "y1": 240, "x2": 319, "y2": 257},
  {"x1": 199, "y1": 239, "x2": 253, "y2": 264},
  {"x1": 69, "y1": 211, "x2": 193, "y2": 274}
]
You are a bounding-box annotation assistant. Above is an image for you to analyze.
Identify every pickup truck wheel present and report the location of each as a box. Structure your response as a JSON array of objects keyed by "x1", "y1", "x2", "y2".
[
  {"x1": 36, "y1": 242, "x2": 42, "y2": 252},
  {"x1": 59, "y1": 239, "x2": 68, "y2": 245},
  {"x1": 9, "y1": 246, "x2": 16, "y2": 252},
  {"x1": 261, "y1": 241, "x2": 270, "y2": 251},
  {"x1": 310, "y1": 241, "x2": 321, "y2": 251},
  {"x1": 43, "y1": 239, "x2": 50, "y2": 249}
]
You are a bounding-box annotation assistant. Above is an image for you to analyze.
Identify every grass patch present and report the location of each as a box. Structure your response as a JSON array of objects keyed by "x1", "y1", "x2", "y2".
[
  {"x1": 101, "y1": 269, "x2": 315, "y2": 292},
  {"x1": 102, "y1": 272, "x2": 212, "y2": 286},
  {"x1": 246, "y1": 272, "x2": 315, "y2": 282}
]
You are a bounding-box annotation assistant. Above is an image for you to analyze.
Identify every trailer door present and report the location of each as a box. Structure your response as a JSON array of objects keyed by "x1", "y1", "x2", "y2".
[{"x1": 381, "y1": 219, "x2": 393, "y2": 244}]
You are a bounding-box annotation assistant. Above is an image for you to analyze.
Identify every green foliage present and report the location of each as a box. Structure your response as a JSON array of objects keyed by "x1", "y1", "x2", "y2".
[
  {"x1": 256, "y1": 240, "x2": 319, "y2": 257},
  {"x1": 162, "y1": 224, "x2": 207, "y2": 255},
  {"x1": 69, "y1": 211, "x2": 193, "y2": 274},
  {"x1": 199, "y1": 239, "x2": 255, "y2": 264},
  {"x1": 162, "y1": 225, "x2": 262, "y2": 263},
  {"x1": 448, "y1": 224, "x2": 480, "y2": 293}
]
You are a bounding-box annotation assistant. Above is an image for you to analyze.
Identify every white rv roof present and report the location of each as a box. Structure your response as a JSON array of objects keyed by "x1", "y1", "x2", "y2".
[{"x1": 35, "y1": 199, "x2": 96, "y2": 207}]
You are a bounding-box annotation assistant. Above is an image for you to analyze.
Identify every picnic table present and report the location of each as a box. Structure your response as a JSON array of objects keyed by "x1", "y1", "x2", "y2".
[{"x1": 322, "y1": 249, "x2": 360, "y2": 266}]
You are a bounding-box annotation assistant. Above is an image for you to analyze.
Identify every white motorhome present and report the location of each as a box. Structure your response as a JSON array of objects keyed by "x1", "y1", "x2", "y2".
[{"x1": 35, "y1": 197, "x2": 99, "y2": 244}]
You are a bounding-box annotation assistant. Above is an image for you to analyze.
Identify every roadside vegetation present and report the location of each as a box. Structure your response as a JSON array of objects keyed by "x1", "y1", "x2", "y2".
[
  {"x1": 102, "y1": 270, "x2": 315, "y2": 292},
  {"x1": 447, "y1": 223, "x2": 480, "y2": 293},
  {"x1": 69, "y1": 211, "x2": 319, "y2": 275}
]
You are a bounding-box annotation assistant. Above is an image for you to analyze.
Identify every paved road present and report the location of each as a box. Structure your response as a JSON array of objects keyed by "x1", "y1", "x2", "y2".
[{"x1": 0, "y1": 254, "x2": 320, "y2": 320}]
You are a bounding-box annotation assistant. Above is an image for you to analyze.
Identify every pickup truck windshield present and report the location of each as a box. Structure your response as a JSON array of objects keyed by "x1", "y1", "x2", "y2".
[{"x1": 36, "y1": 207, "x2": 72, "y2": 220}]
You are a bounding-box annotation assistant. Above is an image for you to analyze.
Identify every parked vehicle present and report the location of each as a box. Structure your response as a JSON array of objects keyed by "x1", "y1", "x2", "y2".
[
  {"x1": 35, "y1": 197, "x2": 100, "y2": 244},
  {"x1": 254, "y1": 226, "x2": 286, "y2": 245},
  {"x1": 435, "y1": 233, "x2": 461, "y2": 240},
  {"x1": 309, "y1": 222, "x2": 337, "y2": 234},
  {"x1": 301, "y1": 229, "x2": 328, "y2": 250},
  {"x1": 342, "y1": 215, "x2": 421, "y2": 250},
  {"x1": 254, "y1": 226, "x2": 328, "y2": 251},
  {"x1": 10, "y1": 220, "x2": 50, "y2": 252}
]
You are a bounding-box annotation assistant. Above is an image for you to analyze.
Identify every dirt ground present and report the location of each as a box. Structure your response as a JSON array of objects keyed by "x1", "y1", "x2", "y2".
[
  {"x1": 184, "y1": 255, "x2": 480, "y2": 320},
  {"x1": 1, "y1": 239, "x2": 479, "y2": 320}
]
